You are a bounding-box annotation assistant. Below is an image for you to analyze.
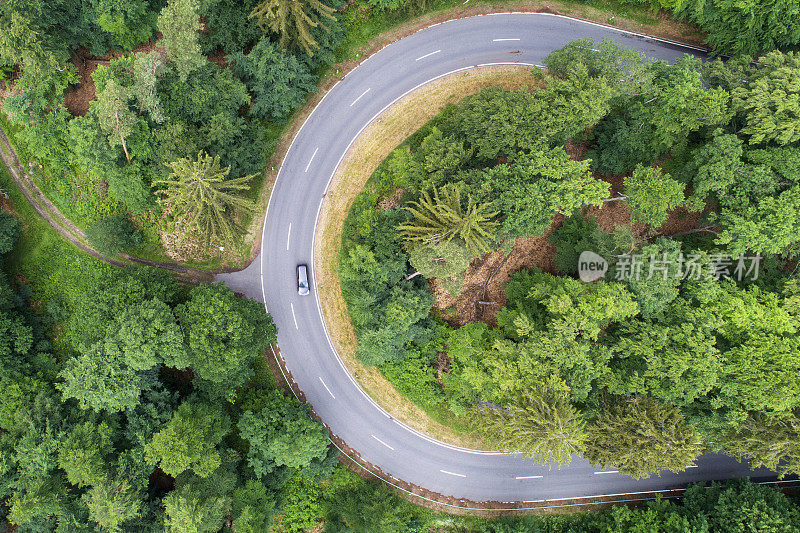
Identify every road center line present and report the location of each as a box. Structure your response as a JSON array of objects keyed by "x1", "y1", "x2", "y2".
[
  {"x1": 594, "y1": 470, "x2": 619, "y2": 475},
  {"x1": 286, "y1": 223, "x2": 291, "y2": 250},
  {"x1": 304, "y1": 147, "x2": 319, "y2": 172},
  {"x1": 515, "y1": 475, "x2": 544, "y2": 480},
  {"x1": 440, "y1": 469, "x2": 467, "y2": 478},
  {"x1": 290, "y1": 302, "x2": 298, "y2": 330},
  {"x1": 319, "y1": 377, "x2": 335, "y2": 399},
  {"x1": 350, "y1": 88, "x2": 371, "y2": 107},
  {"x1": 416, "y1": 50, "x2": 441, "y2": 61},
  {"x1": 685, "y1": 465, "x2": 699, "y2": 469},
  {"x1": 493, "y1": 38, "x2": 521, "y2": 41},
  {"x1": 371, "y1": 435, "x2": 395, "y2": 450}
]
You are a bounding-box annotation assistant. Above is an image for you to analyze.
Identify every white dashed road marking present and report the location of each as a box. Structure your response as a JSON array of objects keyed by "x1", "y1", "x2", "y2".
[
  {"x1": 515, "y1": 475, "x2": 544, "y2": 480},
  {"x1": 416, "y1": 50, "x2": 442, "y2": 61},
  {"x1": 350, "y1": 88, "x2": 371, "y2": 107},
  {"x1": 304, "y1": 147, "x2": 318, "y2": 172},
  {"x1": 594, "y1": 470, "x2": 619, "y2": 475},
  {"x1": 371, "y1": 435, "x2": 395, "y2": 450},
  {"x1": 319, "y1": 377, "x2": 336, "y2": 399},
  {"x1": 440, "y1": 470, "x2": 467, "y2": 478},
  {"x1": 493, "y1": 38, "x2": 521, "y2": 41},
  {"x1": 286, "y1": 223, "x2": 291, "y2": 250},
  {"x1": 290, "y1": 302, "x2": 298, "y2": 329}
]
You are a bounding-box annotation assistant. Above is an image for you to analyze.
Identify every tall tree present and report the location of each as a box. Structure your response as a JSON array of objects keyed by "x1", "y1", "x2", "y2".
[
  {"x1": 485, "y1": 148, "x2": 608, "y2": 239},
  {"x1": 474, "y1": 383, "x2": 586, "y2": 468},
  {"x1": 623, "y1": 165, "x2": 686, "y2": 230},
  {"x1": 163, "y1": 468, "x2": 237, "y2": 533},
  {"x1": 398, "y1": 185, "x2": 498, "y2": 255},
  {"x1": 237, "y1": 390, "x2": 329, "y2": 477},
  {"x1": 95, "y1": 78, "x2": 136, "y2": 164},
  {"x1": 720, "y1": 412, "x2": 800, "y2": 478},
  {"x1": 584, "y1": 396, "x2": 701, "y2": 479},
  {"x1": 83, "y1": 475, "x2": 144, "y2": 532},
  {"x1": 250, "y1": 0, "x2": 337, "y2": 55},
  {"x1": 158, "y1": 0, "x2": 206, "y2": 81},
  {"x1": 131, "y1": 51, "x2": 166, "y2": 122},
  {"x1": 154, "y1": 151, "x2": 258, "y2": 247},
  {"x1": 229, "y1": 38, "x2": 316, "y2": 121},
  {"x1": 175, "y1": 283, "x2": 276, "y2": 398},
  {"x1": 145, "y1": 399, "x2": 231, "y2": 478}
]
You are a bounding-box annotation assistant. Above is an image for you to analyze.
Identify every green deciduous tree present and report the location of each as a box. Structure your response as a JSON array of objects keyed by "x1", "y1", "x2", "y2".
[
  {"x1": 623, "y1": 165, "x2": 686, "y2": 230},
  {"x1": 106, "y1": 297, "x2": 188, "y2": 371},
  {"x1": 85, "y1": 213, "x2": 143, "y2": 256},
  {"x1": 0, "y1": 211, "x2": 20, "y2": 255},
  {"x1": 58, "y1": 421, "x2": 114, "y2": 488},
  {"x1": 250, "y1": 0, "x2": 337, "y2": 55},
  {"x1": 544, "y1": 38, "x2": 655, "y2": 96},
  {"x1": 585, "y1": 396, "x2": 701, "y2": 479},
  {"x1": 231, "y1": 480, "x2": 276, "y2": 533},
  {"x1": 602, "y1": 311, "x2": 721, "y2": 406},
  {"x1": 155, "y1": 151, "x2": 258, "y2": 247},
  {"x1": 131, "y1": 51, "x2": 167, "y2": 122},
  {"x1": 732, "y1": 51, "x2": 800, "y2": 146},
  {"x1": 90, "y1": 0, "x2": 157, "y2": 51},
  {"x1": 58, "y1": 342, "x2": 152, "y2": 413},
  {"x1": 486, "y1": 148, "x2": 608, "y2": 238},
  {"x1": 668, "y1": 0, "x2": 800, "y2": 55},
  {"x1": 398, "y1": 185, "x2": 498, "y2": 255},
  {"x1": 474, "y1": 383, "x2": 586, "y2": 468},
  {"x1": 158, "y1": 0, "x2": 206, "y2": 81},
  {"x1": 624, "y1": 239, "x2": 683, "y2": 317},
  {"x1": 682, "y1": 478, "x2": 800, "y2": 532},
  {"x1": 145, "y1": 399, "x2": 231, "y2": 478},
  {"x1": 407, "y1": 240, "x2": 473, "y2": 296},
  {"x1": 237, "y1": 390, "x2": 329, "y2": 476},
  {"x1": 175, "y1": 283, "x2": 276, "y2": 397},
  {"x1": 83, "y1": 475, "x2": 144, "y2": 532},
  {"x1": 163, "y1": 467, "x2": 237, "y2": 533}
]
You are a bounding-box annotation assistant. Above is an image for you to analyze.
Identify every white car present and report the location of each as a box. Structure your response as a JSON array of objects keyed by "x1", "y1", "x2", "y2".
[{"x1": 297, "y1": 264, "x2": 310, "y2": 296}]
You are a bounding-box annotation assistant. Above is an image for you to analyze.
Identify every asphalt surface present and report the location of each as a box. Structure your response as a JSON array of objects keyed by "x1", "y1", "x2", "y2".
[{"x1": 218, "y1": 14, "x2": 781, "y2": 503}]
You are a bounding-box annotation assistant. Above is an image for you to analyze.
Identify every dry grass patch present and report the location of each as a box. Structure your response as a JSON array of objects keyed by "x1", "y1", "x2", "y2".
[{"x1": 315, "y1": 65, "x2": 542, "y2": 449}]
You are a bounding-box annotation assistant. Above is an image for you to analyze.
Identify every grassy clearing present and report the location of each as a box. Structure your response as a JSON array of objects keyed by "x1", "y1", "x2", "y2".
[
  {"x1": 315, "y1": 65, "x2": 543, "y2": 449},
  {"x1": 0, "y1": 162, "x2": 108, "y2": 354}
]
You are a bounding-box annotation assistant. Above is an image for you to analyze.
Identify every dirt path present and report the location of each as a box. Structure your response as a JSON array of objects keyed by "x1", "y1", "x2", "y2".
[{"x1": 0, "y1": 126, "x2": 214, "y2": 281}]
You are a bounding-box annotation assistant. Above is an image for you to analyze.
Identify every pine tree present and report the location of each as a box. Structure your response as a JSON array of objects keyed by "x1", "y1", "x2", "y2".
[
  {"x1": 473, "y1": 383, "x2": 586, "y2": 468},
  {"x1": 398, "y1": 186, "x2": 498, "y2": 256},
  {"x1": 250, "y1": 0, "x2": 337, "y2": 56},
  {"x1": 158, "y1": 0, "x2": 206, "y2": 81},
  {"x1": 585, "y1": 395, "x2": 701, "y2": 479},
  {"x1": 95, "y1": 78, "x2": 136, "y2": 164},
  {"x1": 154, "y1": 152, "x2": 257, "y2": 247},
  {"x1": 721, "y1": 412, "x2": 800, "y2": 479}
]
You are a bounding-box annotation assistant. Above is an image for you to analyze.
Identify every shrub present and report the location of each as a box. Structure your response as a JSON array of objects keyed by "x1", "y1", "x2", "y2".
[{"x1": 85, "y1": 214, "x2": 143, "y2": 256}]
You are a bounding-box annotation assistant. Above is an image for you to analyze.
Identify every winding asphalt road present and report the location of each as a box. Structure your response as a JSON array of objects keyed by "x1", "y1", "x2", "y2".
[{"x1": 218, "y1": 14, "x2": 783, "y2": 504}]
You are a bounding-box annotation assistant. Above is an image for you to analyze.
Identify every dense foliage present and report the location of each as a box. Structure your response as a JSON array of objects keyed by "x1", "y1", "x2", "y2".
[
  {"x1": 0, "y1": 0, "x2": 343, "y2": 258},
  {"x1": 340, "y1": 41, "x2": 800, "y2": 479},
  {"x1": 0, "y1": 206, "x2": 358, "y2": 530}
]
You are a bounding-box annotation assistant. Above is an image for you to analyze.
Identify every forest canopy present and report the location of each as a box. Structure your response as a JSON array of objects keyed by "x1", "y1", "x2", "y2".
[{"x1": 340, "y1": 40, "x2": 800, "y2": 479}]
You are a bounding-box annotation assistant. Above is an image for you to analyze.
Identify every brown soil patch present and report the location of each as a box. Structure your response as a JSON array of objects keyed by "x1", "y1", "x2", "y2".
[
  {"x1": 63, "y1": 41, "x2": 163, "y2": 117},
  {"x1": 315, "y1": 65, "x2": 541, "y2": 449},
  {"x1": 63, "y1": 49, "x2": 100, "y2": 117},
  {"x1": 432, "y1": 229, "x2": 562, "y2": 326}
]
